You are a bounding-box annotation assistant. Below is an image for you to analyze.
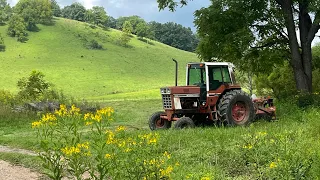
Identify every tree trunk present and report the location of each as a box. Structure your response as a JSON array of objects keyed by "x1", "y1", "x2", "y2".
[{"x1": 279, "y1": 0, "x2": 311, "y2": 93}]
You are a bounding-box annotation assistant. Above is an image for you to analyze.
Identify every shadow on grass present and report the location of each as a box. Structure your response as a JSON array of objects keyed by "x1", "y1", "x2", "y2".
[{"x1": 138, "y1": 37, "x2": 155, "y2": 45}]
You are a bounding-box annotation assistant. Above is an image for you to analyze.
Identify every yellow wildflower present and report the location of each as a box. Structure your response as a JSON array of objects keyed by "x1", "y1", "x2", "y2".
[
  {"x1": 105, "y1": 154, "x2": 112, "y2": 159},
  {"x1": 269, "y1": 162, "x2": 277, "y2": 168},
  {"x1": 148, "y1": 137, "x2": 157, "y2": 144},
  {"x1": 163, "y1": 151, "x2": 171, "y2": 159},
  {"x1": 116, "y1": 125, "x2": 126, "y2": 132},
  {"x1": 31, "y1": 121, "x2": 42, "y2": 128},
  {"x1": 70, "y1": 104, "x2": 80, "y2": 115},
  {"x1": 160, "y1": 165, "x2": 173, "y2": 177},
  {"x1": 243, "y1": 144, "x2": 253, "y2": 149},
  {"x1": 84, "y1": 113, "x2": 91, "y2": 120}
]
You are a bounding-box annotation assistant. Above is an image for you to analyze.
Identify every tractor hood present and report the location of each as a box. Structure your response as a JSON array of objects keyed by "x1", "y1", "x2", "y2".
[{"x1": 160, "y1": 86, "x2": 200, "y2": 95}]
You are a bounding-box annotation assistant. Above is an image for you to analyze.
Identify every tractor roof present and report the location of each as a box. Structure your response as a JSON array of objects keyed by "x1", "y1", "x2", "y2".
[{"x1": 187, "y1": 62, "x2": 234, "y2": 67}]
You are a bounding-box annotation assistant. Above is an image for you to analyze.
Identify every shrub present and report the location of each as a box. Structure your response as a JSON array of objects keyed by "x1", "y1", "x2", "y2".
[
  {"x1": 0, "y1": 89, "x2": 15, "y2": 106},
  {"x1": 0, "y1": 33, "x2": 5, "y2": 51},
  {"x1": 17, "y1": 70, "x2": 50, "y2": 101},
  {"x1": 86, "y1": 39, "x2": 103, "y2": 50}
]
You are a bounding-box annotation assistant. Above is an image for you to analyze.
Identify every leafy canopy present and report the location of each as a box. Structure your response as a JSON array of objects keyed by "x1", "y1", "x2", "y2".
[{"x1": 15, "y1": 0, "x2": 53, "y2": 30}]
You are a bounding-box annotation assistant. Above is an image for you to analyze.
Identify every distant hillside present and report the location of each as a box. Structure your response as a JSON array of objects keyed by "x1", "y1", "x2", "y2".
[{"x1": 0, "y1": 17, "x2": 199, "y2": 100}]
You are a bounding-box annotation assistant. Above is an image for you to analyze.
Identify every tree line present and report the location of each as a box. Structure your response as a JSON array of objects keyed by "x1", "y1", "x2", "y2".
[{"x1": 0, "y1": 0, "x2": 198, "y2": 52}]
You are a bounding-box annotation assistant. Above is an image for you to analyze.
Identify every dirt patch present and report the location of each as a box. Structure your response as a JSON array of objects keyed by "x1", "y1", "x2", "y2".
[
  {"x1": 0, "y1": 145, "x2": 37, "y2": 156},
  {"x1": 0, "y1": 160, "x2": 41, "y2": 180}
]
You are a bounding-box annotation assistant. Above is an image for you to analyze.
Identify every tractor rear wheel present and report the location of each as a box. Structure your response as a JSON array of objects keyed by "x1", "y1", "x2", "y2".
[
  {"x1": 149, "y1": 111, "x2": 172, "y2": 130},
  {"x1": 174, "y1": 117, "x2": 195, "y2": 129},
  {"x1": 218, "y1": 90, "x2": 255, "y2": 126}
]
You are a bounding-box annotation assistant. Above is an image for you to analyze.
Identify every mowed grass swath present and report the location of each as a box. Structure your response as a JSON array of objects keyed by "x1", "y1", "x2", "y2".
[{"x1": 0, "y1": 17, "x2": 198, "y2": 99}]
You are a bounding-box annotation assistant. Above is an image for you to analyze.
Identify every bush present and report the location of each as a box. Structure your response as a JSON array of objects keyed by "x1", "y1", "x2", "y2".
[
  {"x1": 86, "y1": 39, "x2": 103, "y2": 50},
  {"x1": 17, "y1": 70, "x2": 50, "y2": 101},
  {"x1": 295, "y1": 92, "x2": 320, "y2": 109},
  {"x1": 0, "y1": 89, "x2": 15, "y2": 106},
  {"x1": 0, "y1": 33, "x2": 5, "y2": 51}
]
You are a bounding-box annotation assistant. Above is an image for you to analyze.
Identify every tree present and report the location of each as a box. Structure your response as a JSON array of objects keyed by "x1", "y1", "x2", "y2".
[
  {"x1": 149, "y1": 21, "x2": 198, "y2": 52},
  {"x1": 90, "y1": 6, "x2": 108, "y2": 27},
  {"x1": 0, "y1": 0, "x2": 11, "y2": 24},
  {"x1": 119, "y1": 21, "x2": 132, "y2": 46},
  {"x1": 17, "y1": 70, "x2": 50, "y2": 100},
  {"x1": 157, "y1": 0, "x2": 320, "y2": 93},
  {"x1": 136, "y1": 22, "x2": 150, "y2": 39},
  {"x1": 106, "y1": 16, "x2": 117, "y2": 28},
  {"x1": 7, "y1": 14, "x2": 27, "y2": 42},
  {"x1": 51, "y1": 0, "x2": 61, "y2": 17},
  {"x1": 14, "y1": 0, "x2": 52, "y2": 30},
  {"x1": 62, "y1": 2, "x2": 86, "y2": 22},
  {"x1": 116, "y1": 16, "x2": 145, "y2": 34},
  {"x1": 0, "y1": 33, "x2": 5, "y2": 51}
]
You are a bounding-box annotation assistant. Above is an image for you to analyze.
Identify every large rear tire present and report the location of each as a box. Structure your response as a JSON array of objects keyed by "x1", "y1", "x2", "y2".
[
  {"x1": 149, "y1": 111, "x2": 172, "y2": 130},
  {"x1": 218, "y1": 90, "x2": 255, "y2": 126},
  {"x1": 174, "y1": 117, "x2": 195, "y2": 129}
]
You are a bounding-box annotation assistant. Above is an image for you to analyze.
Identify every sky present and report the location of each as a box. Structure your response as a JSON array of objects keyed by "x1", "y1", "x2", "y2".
[{"x1": 7, "y1": 0, "x2": 211, "y2": 31}]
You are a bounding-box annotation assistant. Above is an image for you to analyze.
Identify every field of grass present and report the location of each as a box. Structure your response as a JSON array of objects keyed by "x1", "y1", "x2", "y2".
[
  {"x1": 0, "y1": 17, "x2": 198, "y2": 100},
  {"x1": 0, "y1": 99, "x2": 320, "y2": 179}
]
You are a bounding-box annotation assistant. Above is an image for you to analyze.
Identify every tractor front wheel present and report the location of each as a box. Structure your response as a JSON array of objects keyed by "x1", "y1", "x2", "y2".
[
  {"x1": 149, "y1": 111, "x2": 172, "y2": 130},
  {"x1": 174, "y1": 117, "x2": 195, "y2": 129},
  {"x1": 218, "y1": 90, "x2": 255, "y2": 126}
]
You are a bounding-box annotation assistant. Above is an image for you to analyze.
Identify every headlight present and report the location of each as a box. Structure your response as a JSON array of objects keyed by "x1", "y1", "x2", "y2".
[
  {"x1": 161, "y1": 89, "x2": 165, "y2": 93},
  {"x1": 167, "y1": 89, "x2": 171, "y2": 94}
]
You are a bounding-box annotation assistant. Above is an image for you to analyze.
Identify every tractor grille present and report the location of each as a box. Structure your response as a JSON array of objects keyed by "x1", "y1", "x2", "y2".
[{"x1": 162, "y1": 94, "x2": 172, "y2": 109}]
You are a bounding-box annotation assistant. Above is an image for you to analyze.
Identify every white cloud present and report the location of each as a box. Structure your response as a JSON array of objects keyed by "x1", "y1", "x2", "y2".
[{"x1": 79, "y1": 0, "x2": 99, "y2": 9}]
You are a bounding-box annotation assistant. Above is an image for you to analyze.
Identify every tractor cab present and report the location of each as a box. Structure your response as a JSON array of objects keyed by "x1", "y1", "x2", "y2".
[{"x1": 187, "y1": 62, "x2": 237, "y2": 103}]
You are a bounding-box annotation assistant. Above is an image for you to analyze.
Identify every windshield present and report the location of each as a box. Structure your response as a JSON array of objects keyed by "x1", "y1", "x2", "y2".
[{"x1": 188, "y1": 65, "x2": 206, "y2": 85}]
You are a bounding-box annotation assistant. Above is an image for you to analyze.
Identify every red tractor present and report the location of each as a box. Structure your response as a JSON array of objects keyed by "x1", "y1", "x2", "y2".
[{"x1": 149, "y1": 60, "x2": 276, "y2": 130}]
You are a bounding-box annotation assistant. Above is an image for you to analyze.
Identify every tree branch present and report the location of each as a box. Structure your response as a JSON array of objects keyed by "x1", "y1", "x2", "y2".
[
  {"x1": 275, "y1": 0, "x2": 283, "y2": 6},
  {"x1": 307, "y1": 11, "x2": 320, "y2": 42}
]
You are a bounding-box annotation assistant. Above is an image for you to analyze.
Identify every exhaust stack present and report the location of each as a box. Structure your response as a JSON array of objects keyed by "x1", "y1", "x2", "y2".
[{"x1": 172, "y1": 58, "x2": 178, "y2": 86}]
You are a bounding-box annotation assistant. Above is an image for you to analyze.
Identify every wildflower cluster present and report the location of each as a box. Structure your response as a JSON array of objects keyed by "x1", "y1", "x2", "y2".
[
  {"x1": 61, "y1": 142, "x2": 90, "y2": 156},
  {"x1": 83, "y1": 106, "x2": 114, "y2": 125},
  {"x1": 31, "y1": 113, "x2": 57, "y2": 128},
  {"x1": 32, "y1": 104, "x2": 177, "y2": 179}
]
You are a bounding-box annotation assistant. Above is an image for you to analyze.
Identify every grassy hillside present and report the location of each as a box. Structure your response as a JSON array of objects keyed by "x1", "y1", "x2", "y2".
[{"x1": 0, "y1": 17, "x2": 199, "y2": 100}]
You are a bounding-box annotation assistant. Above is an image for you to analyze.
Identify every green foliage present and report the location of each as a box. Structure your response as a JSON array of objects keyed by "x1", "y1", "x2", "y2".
[
  {"x1": 7, "y1": 14, "x2": 28, "y2": 42},
  {"x1": 50, "y1": 0, "x2": 61, "y2": 17},
  {"x1": 118, "y1": 21, "x2": 132, "y2": 46},
  {"x1": 0, "y1": 89, "x2": 14, "y2": 105},
  {"x1": 136, "y1": 21, "x2": 151, "y2": 40},
  {"x1": 0, "y1": 33, "x2": 4, "y2": 51},
  {"x1": 106, "y1": 16, "x2": 116, "y2": 28},
  {"x1": 0, "y1": 0, "x2": 11, "y2": 24},
  {"x1": 149, "y1": 21, "x2": 198, "y2": 52},
  {"x1": 254, "y1": 62, "x2": 296, "y2": 99},
  {"x1": 17, "y1": 70, "x2": 50, "y2": 101},
  {"x1": 61, "y1": 2, "x2": 86, "y2": 22},
  {"x1": 14, "y1": 0, "x2": 53, "y2": 30},
  {"x1": 116, "y1": 15, "x2": 145, "y2": 34},
  {"x1": 85, "y1": 6, "x2": 108, "y2": 27},
  {"x1": 85, "y1": 39, "x2": 103, "y2": 50}
]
